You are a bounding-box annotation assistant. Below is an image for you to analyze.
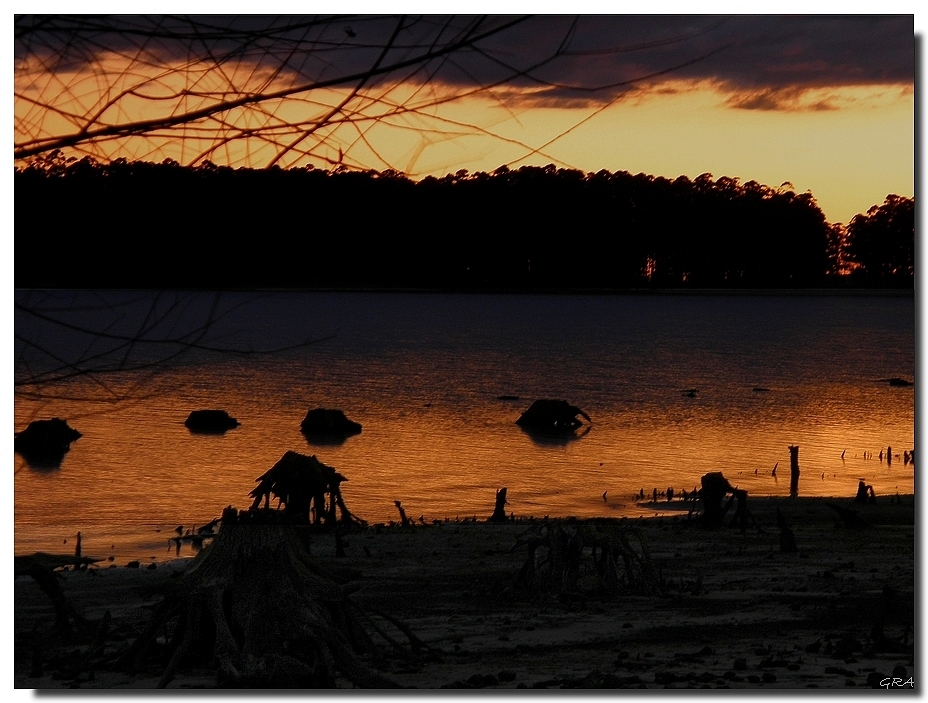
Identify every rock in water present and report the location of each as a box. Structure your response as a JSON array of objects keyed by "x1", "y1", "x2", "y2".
[
  {"x1": 300, "y1": 408, "x2": 362, "y2": 437},
  {"x1": 14, "y1": 418, "x2": 82, "y2": 466},
  {"x1": 515, "y1": 399, "x2": 591, "y2": 434},
  {"x1": 184, "y1": 409, "x2": 240, "y2": 433}
]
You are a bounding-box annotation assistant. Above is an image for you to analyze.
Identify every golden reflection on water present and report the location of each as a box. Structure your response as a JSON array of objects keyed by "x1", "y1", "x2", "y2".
[
  {"x1": 14, "y1": 292, "x2": 914, "y2": 563},
  {"x1": 14, "y1": 382, "x2": 914, "y2": 563}
]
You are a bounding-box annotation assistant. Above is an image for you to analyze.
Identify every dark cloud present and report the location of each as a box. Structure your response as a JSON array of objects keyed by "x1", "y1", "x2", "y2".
[{"x1": 15, "y1": 14, "x2": 914, "y2": 109}]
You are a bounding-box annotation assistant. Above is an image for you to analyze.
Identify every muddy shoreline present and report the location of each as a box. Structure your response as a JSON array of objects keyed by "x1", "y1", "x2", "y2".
[{"x1": 13, "y1": 495, "x2": 915, "y2": 690}]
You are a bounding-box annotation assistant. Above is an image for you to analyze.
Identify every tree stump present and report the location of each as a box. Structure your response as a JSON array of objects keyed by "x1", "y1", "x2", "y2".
[
  {"x1": 489, "y1": 488, "x2": 509, "y2": 522},
  {"x1": 249, "y1": 451, "x2": 365, "y2": 529},
  {"x1": 788, "y1": 445, "x2": 800, "y2": 497},
  {"x1": 698, "y1": 472, "x2": 750, "y2": 531},
  {"x1": 142, "y1": 507, "x2": 404, "y2": 688},
  {"x1": 856, "y1": 480, "x2": 869, "y2": 503}
]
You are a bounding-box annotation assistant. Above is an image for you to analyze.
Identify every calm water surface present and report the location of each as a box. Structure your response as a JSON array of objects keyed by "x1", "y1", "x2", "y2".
[{"x1": 14, "y1": 291, "x2": 915, "y2": 562}]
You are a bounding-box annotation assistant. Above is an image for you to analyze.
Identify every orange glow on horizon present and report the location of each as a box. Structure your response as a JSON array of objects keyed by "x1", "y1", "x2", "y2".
[{"x1": 15, "y1": 52, "x2": 914, "y2": 225}]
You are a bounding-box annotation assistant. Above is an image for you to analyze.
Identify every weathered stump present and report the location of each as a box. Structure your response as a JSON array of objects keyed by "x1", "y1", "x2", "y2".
[
  {"x1": 249, "y1": 451, "x2": 365, "y2": 529},
  {"x1": 141, "y1": 507, "x2": 404, "y2": 688},
  {"x1": 788, "y1": 445, "x2": 800, "y2": 497},
  {"x1": 698, "y1": 472, "x2": 750, "y2": 531},
  {"x1": 489, "y1": 488, "x2": 509, "y2": 522},
  {"x1": 856, "y1": 479, "x2": 869, "y2": 503}
]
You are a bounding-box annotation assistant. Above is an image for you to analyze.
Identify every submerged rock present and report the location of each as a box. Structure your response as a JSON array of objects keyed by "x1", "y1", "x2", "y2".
[
  {"x1": 14, "y1": 418, "x2": 82, "y2": 466},
  {"x1": 300, "y1": 408, "x2": 362, "y2": 438},
  {"x1": 184, "y1": 409, "x2": 240, "y2": 433},
  {"x1": 515, "y1": 399, "x2": 591, "y2": 434}
]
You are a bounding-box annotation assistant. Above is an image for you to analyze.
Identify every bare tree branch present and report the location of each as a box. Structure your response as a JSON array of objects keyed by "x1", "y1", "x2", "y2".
[{"x1": 14, "y1": 15, "x2": 729, "y2": 172}]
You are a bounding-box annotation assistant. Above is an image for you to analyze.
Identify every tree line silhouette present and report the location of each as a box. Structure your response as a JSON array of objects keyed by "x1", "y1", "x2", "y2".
[{"x1": 15, "y1": 155, "x2": 913, "y2": 290}]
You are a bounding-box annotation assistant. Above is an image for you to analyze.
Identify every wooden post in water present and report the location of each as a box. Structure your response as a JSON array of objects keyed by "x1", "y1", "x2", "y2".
[{"x1": 788, "y1": 445, "x2": 800, "y2": 498}]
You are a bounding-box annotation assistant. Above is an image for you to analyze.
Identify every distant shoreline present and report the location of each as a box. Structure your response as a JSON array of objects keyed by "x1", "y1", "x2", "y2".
[
  {"x1": 249, "y1": 287, "x2": 916, "y2": 297},
  {"x1": 17, "y1": 286, "x2": 913, "y2": 296}
]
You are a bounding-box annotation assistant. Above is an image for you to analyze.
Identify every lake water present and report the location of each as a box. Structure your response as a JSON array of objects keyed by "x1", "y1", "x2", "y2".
[{"x1": 13, "y1": 291, "x2": 915, "y2": 563}]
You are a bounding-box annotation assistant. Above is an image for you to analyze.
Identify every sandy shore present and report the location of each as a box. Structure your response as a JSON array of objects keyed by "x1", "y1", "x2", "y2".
[{"x1": 13, "y1": 495, "x2": 915, "y2": 691}]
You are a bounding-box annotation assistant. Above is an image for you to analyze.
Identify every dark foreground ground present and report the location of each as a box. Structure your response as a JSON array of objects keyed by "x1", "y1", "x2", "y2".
[{"x1": 13, "y1": 496, "x2": 915, "y2": 690}]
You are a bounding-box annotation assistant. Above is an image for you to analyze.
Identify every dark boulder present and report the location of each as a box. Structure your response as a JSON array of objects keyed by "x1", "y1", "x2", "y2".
[
  {"x1": 515, "y1": 399, "x2": 591, "y2": 434},
  {"x1": 184, "y1": 409, "x2": 240, "y2": 433},
  {"x1": 887, "y1": 377, "x2": 913, "y2": 387},
  {"x1": 14, "y1": 418, "x2": 82, "y2": 466},
  {"x1": 300, "y1": 408, "x2": 362, "y2": 438}
]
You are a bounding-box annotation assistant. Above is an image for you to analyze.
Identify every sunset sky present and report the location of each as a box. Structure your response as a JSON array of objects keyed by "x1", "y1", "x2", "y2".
[{"x1": 11, "y1": 8, "x2": 918, "y2": 225}]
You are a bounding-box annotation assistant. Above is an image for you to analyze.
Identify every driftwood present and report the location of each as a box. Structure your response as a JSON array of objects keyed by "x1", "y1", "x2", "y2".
[
  {"x1": 135, "y1": 507, "x2": 415, "y2": 688},
  {"x1": 514, "y1": 521, "x2": 662, "y2": 601}
]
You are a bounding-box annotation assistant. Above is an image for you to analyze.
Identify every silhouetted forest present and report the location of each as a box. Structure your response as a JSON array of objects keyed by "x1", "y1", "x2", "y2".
[{"x1": 15, "y1": 155, "x2": 914, "y2": 290}]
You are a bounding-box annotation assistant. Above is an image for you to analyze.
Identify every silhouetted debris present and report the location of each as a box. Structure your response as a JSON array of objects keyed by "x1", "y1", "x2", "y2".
[
  {"x1": 133, "y1": 506, "x2": 411, "y2": 688},
  {"x1": 855, "y1": 479, "x2": 877, "y2": 504},
  {"x1": 514, "y1": 521, "x2": 662, "y2": 600},
  {"x1": 14, "y1": 418, "x2": 82, "y2": 466},
  {"x1": 489, "y1": 488, "x2": 509, "y2": 523},
  {"x1": 694, "y1": 472, "x2": 755, "y2": 531},
  {"x1": 826, "y1": 501, "x2": 869, "y2": 528},
  {"x1": 300, "y1": 408, "x2": 362, "y2": 438},
  {"x1": 752, "y1": 387, "x2": 770, "y2": 392},
  {"x1": 885, "y1": 377, "x2": 913, "y2": 387},
  {"x1": 393, "y1": 500, "x2": 412, "y2": 528},
  {"x1": 788, "y1": 445, "x2": 801, "y2": 497},
  {"x1": 184, "y1": 410, "x2": 239, "y2": 433},
  {"x1": 14, "y1": 553, "x2": 100, "y2": 634},
  {"x1": 516, "y1": 399, "x2": 591, "y2": 435},
  {"x1": 250, "y1": 451, "x2": 365, "y2": 528},
  {"x1": 497, "y1": 395, "x2": 520, "y2": 401}
]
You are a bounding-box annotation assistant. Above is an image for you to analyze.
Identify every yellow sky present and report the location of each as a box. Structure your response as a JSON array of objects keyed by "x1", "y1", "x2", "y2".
[
  {"x1": 13, "y1": 37, "x2": 915, "y2": 227},
  {"x1": 373, "y1": 83, "x2": 914, "y2": 226}
]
